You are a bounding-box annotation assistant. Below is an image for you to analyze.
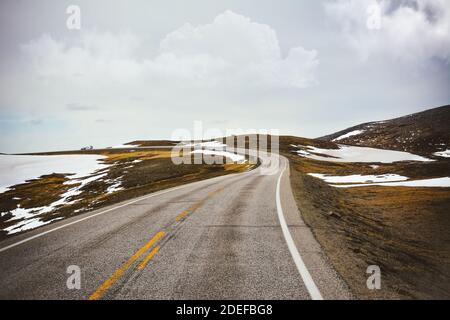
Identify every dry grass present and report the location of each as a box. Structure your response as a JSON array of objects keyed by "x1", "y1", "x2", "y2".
[
  {"x1": 0, "y1": 149, "x2": 255, "y2": 240},
  {"x1": 223, "y1": 163, "x2": 254, "y2": 171},
  {"x1": 284, "y1": 145, "x2": 450, "y2": 299},
  {"x1": 101, "y1": 150, "x2": 173, "y2": 162}
]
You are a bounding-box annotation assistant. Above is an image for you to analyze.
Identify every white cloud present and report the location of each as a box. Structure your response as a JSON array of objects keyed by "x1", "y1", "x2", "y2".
[
  {"x1": 22, "y1": 32, "x2": 142, "y2": 81},
  {"x1": 325, "y1": 0, "x2": 450, "y2": 63},
  {"x1": 21, "y1": 10, "x2": 318, "y2": 89}
]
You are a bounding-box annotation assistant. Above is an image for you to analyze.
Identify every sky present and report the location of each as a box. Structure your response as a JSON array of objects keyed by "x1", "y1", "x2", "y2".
[{"x1": 0, "y1": 0, "x2": 449, "y2": 153}]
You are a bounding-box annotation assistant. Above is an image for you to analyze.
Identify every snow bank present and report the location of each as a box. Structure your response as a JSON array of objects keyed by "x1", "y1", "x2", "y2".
[
  {"x1": 332, "y1": 130, "x2": 365, "y2": 142},
  {"x1": 105, "y1": 176, "x2": 124, "y2": 194},
  {"x1": 3, "y1": 205, "x2": 64, "y2": 234},
  {"x1": 2, "y1": 172, "x2": 108, "y2": 235},
  {"x1": 293, "y1": 145, "x2": 432, "y2": 163},
  {"x1": 308, "y1": 172, "x2": 450, "y2": 188},
  {"x1": 190, "y1": 150, "x2": 245, "y2": 162},
  {"x1": 308, "y1": 173, "x2": 408, "y2": 184},
  {"x1": 0, "y1": 154, "x2": 110, "y2": 234},
  {"x1": 0, "y1": 154, "x2": 108, "y2": 193},
  {"x1": 107, "y1": 182, "x2": 123, "y2": 194},
  {"x1": 3, "y1": 214, "x2": 62, "y2": 235},
  {"x1": 434, "y1": 149, "x2": 450, "y2": 158},
  {"x1": 331, "y1": 177, "x2": 450, "y2": 188}
]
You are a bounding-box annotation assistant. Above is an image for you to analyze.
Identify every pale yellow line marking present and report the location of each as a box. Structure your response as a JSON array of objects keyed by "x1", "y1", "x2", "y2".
[
  {"x1": 90, "y1": 186, "x2": 225, "y2": 299},
  {"x1": 88, "y1": 231, "x2": 165, "y2": 300},
  {"x1": 137, "y1": 246, "x2": 161, "y2": 270},
  {"x1": 175, "y1": 210, "x2": 191, "y2": 222},
  {"x1": 175, "y1": 187, "x2": 224, "y2": 222},
  {"x1": 175, "y1": 201, "x2": 203, "y2": 221}
]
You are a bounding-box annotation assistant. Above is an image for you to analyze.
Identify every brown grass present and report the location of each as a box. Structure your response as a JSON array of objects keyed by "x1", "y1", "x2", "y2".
[
  {"x1": 0, "y1": 149, "x2": 256, "y2": 240},
  {"x1": 284, "y1": 147, "x2": 450, "y2": 299},
  {"x1": 101, "y1": 150, "x2": 173, "y2": 162}
]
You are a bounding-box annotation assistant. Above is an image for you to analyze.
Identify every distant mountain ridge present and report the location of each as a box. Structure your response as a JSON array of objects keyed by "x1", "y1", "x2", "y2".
[{"x1": 319, "y1": 105, "x2": 450, "y2": 156}]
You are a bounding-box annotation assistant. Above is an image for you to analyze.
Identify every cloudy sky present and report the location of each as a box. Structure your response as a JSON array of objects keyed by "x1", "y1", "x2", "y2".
[{"x1": 0, "y1": 0, "x2": 449, "y2": 153}]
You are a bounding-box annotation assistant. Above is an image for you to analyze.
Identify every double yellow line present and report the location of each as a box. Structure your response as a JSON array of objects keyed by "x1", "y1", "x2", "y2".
[
  {"x1": 175, "y1": 187, "x2": 224, "y2": 222},
  {"x1": 88, "y1": 231, "x2": 165, "y2": 300},
  {"x1": 175, "y1": 202, "x2": 203, "y2": 221},
  {"x1": 89, "y1": 186, "x2": 225, "y2": 300}
]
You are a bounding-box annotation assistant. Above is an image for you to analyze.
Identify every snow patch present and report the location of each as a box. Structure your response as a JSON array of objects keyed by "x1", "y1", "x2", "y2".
[
  {"x1": 331, "y1": 177, "x2": 450, "y2": 188},
  {"x1": 0, "y1": 154, "x2": 108, "y2": 194},
  {"x1": 434, "y1": 149, "x2": 450, "y2": 158},
  {"x1": 296, "y1": 149, "x2": 311, "y2": 157},
  {"x1": 4, "y1": 217, "x2": 63, "y2": 235},
  {"x1": 308, "y1": 173, "x2": 408, "y2": 184},
  {"x1": 332, "y1": 130, "x2": 365, "y2": 141},
  {"x1": 293, "y1": 144, "x2": 433, "y2": 163},
  {"x1": 106, "y1": 176, "x2": 124, "y2": 194},
  {"x1": 308, "y1": 172, "x2": 450, "y2": 188},
  {"x1": 0, "y1": 154, "x2": 109, "y2": 234},
  {"x1": 111, "y1": 143, "x2": 140, "y2": 149},
  {"x1": 106, "y1": 182, "x2": 124, "y2": 194},
  {"x1": 2, "y1": 172, "x2": 108, "y2": 234}
]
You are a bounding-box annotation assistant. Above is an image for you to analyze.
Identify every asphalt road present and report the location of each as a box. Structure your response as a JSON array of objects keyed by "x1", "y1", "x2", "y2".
[{"x1": 0, "y1": 152, "x2": 352, "y2": 300}]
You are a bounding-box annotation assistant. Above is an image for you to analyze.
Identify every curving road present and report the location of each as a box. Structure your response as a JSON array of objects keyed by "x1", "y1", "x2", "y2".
[{"x1": 0, "y1": 152, "x2": 352, "y2": 300}]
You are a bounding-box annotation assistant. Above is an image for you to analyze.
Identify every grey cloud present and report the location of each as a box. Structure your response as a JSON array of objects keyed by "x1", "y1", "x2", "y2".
[
  {"x1": 385, "y1": 0, "x2": 419, "y2": 14},
  {"x1": 385, "y1": 0, "x2": 441, "y2": 24}
]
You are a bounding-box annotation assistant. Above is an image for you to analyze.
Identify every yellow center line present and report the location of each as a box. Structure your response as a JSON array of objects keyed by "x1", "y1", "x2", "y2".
[
  {"x1": 175, "y1": 187, "x2": 223, "y2": 222},
  {"x1": 89, "y1": 186, "x2": 226, "y2": 300},
  {"x1": 88, "y1": 230, "x2": 165, "y2": 300},
  {"x1": 175, "y1": 201, "x2": 204, "y2": 221},
  {"x1": 175, "y1": 210, "x2": 191, "y2": 221},
  {"x1": 208, "y1": 186, "x2": 225, "y2": 197},
  {"x1": 137, "y1": 245, "x2": 161, "y2": 270}
]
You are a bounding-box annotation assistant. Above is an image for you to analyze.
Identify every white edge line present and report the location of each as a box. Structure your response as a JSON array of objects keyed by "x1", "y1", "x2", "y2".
[
  {"x1": 0, "y1": 172, "x2": 242, "y2": 253},
  {"x1": 275, "y1": 157, "x2": 323, "y2": 300}
]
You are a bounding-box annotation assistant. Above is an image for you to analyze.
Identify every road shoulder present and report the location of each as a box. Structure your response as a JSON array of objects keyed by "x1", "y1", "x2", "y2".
[{"x1": 280, "y1": 156, "x2": 354, "y2": 300}]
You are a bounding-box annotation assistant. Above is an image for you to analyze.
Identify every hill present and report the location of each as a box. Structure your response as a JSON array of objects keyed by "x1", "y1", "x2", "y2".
[{"x1": 319, "y1": 105, "x2": 450, "y2": 157}]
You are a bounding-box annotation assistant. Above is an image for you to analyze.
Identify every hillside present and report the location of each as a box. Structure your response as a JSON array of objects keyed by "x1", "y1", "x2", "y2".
[
  {"x1": 319, "y1": 105, "x2": 450, "y2": 157},
  {"x1": 126, "y1": 140, "x2": 179, "y2": 147},
  {"x1": 283, "y1": 107, "x2": 450, "y2": 299}
]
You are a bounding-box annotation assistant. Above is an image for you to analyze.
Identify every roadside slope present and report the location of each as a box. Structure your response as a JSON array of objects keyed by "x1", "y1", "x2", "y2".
[
  {"x1": 319, "y1": 105, "x2": 450, "y2": 157},
  {"x1": 283, "y1": 106, "x2": 450, "y2": 299}
]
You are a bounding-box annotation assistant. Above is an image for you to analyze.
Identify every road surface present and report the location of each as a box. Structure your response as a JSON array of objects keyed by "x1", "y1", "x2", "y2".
[{"x1": 0, "y1": 152, "x2": 352, "y2": 300}]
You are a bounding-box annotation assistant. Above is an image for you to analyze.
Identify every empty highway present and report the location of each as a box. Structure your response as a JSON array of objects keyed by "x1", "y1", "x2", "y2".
[{"x1": 0, "y1": 152, "x2": 351, "y2": 300}]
